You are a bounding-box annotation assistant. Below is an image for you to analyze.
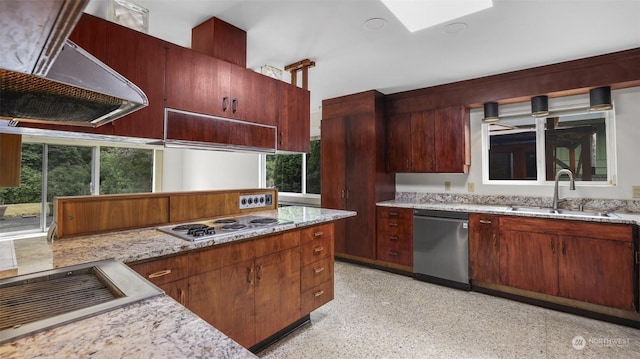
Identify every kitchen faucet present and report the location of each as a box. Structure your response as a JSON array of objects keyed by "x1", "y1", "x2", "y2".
[{"x1": 552, "y1": 169, "x2": 576, "y2": 211}]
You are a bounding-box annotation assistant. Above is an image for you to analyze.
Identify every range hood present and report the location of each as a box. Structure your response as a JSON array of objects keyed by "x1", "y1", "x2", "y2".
[{"x1": 0, "y1": 0, "x2": 148, "y2": 127}]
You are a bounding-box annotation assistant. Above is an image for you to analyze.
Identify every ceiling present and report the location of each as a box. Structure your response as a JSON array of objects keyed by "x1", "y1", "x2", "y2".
[{"x1": 86, "y1": 0, "x2": 640, "y2": 113}]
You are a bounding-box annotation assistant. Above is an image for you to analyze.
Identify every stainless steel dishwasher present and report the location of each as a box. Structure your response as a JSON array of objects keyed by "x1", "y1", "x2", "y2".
[{"x1": 413, "y1": 209, "x2": 470, "y2": 290}]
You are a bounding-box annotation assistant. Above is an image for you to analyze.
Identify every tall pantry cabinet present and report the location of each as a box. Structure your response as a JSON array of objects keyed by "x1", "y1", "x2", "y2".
[{"x1": 321, "y1": 90, "x2": 395, "y2": 261}]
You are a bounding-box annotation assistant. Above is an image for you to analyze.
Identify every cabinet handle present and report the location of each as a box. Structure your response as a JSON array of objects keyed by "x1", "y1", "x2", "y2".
[
  {"x1": 222, "y1": 96, "x2": 229, "y2": 112},
  {"x1": 389, "y1": 249, "x2": 400, "y2": 256},
  {"x1": 179, "y1": 289, "x2": 185, "y2": 306},
  {"x1": 389, "y1": 223, "x2": 398, "y2": 227},
  {"x1": 389, "y1": 212, "x2": 399, "y2": 216},
  {"x1": 406, "y1": 159, "x2": 409, "y2": 169},
  {"x1": 256, "y1": 265, "x2": 263, "y2": 280},
  {"x1": 279, "y1": 132, "x2": 283, "y2": 145},
  {"x1": 314, "y1": 290, "x2": 325, "y2": 297},
  {"x1": 232, "y1": 98, "x2": 238, "y2": 113},
  {"x1": 551, "y1": 239, "x2": 555, "y2": 254},
  {"x1": 346, "y1": 189, "x2": 350, "y2": 199},
  {"x1": 389, "y1": 235, "x2": 399, "y2": 241},
  {"x1": 562, "y1": 241, "x2": 566, "y2": 255},
  {"x1": 479, "y1": 219, "x2": 492, "y2": 224},
  {"x1": 247, "y1": 267, "x2": 254, "y2": 284},
  {"x1": 313, "y1": 246, "x2": 324, "y2": 254},
  {"x1": 314, "y1": 267, "x2": 325, "y2": 274},
  {"x1": 341, "y1": 190, "x2": 345, "y2": 198},
  {"x1": 492, "y1": 233, "x2": 497, "y2": 248},
  {"x1": 148, "y1": 269, "x2": 171, "y2": 279},
  {"x1": 314, "y1": 231, "x2": 324, "y2": 237}
]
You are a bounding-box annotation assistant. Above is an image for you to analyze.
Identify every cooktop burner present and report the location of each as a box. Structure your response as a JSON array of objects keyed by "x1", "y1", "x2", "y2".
[{"x1": 157, "y1": 215, "x2": 293, "y2": 242}]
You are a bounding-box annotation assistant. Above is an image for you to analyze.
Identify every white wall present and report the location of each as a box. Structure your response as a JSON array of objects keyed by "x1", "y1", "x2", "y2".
[
  {"x1": 162, "y1": 148, "x2": 260, "y2": 191},
  {"x1": 396, "y1": 87, "x2": 640, "y2": 200}
]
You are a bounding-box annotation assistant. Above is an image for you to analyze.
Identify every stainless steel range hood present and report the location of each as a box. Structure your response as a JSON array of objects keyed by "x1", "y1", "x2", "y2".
[{"x1": 0, "y1": 0, "x2": 148, "y2": 127}]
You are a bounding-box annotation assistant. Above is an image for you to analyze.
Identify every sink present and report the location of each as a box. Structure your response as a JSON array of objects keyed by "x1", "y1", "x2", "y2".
[
  {"x1": 0, "y1": 259, "x2": 163, "y2": 344},
  {"x1": 506, "y1": 206, "x2": 614, "y2": 218}
]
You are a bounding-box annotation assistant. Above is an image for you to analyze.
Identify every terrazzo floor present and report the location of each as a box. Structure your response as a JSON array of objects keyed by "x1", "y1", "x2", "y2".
[{"x1": 259, "y1": 261, "x2": 640, "y2": 359}]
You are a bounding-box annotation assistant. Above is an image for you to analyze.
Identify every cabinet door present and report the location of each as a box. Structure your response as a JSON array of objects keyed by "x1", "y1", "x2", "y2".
[
  {"x1": 277, "y1": 83, "x2": 310, "y2": 152},
  {"x1": 321, "y1": 116, "x2": 347, "y2": 252},
  {"x1": 105, "y1": 20, "x2": 166, "y2": 139},
  {"x1": 254, "y1": 248, "x2": 301, "y2": 344},
  {"x1": 559, "y1": 235, "x2": 635, "y2": 311},
  {"x1": 162, "y1": 278, "x2": 189, "y2": 307},
  {"x1": 411, "y1": 110, "x2": 435, "y2": 172},
  {"x1": 239, "y1": 69, "x2": 277, "y2": 126},
  {"x1": 469, "y1": 214, "x2": 500, "y2": 284},
  {"x1": 188, "y1": 260, "x2": 256, "y2": 348},
  {"x1": 434, "y1": 106, "x2": 469, "y2": 173},
  {"x1": 344, "y1": 114, "x2": 377, "y2": 259},
  {"x1": 386, "y1": 112, "x2": 412, "y2": 172},
  {"x1": 499, "y1": 230, "x2": 558, "y2": 296},
  {"x1": 165, "y1": 44, "x2": 231, "y2": 117}
]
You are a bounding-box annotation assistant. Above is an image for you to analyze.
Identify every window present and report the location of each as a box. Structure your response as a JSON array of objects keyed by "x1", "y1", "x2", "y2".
[
  {"x1": 265, "y1": 138, "x2": 320, "y2": 195},
  {"x1": 482, "y1": 108, "x2": 616, "y2": 185},
  {"x1": 0, "y1": 141, "x2": 155, "y2": 238}
]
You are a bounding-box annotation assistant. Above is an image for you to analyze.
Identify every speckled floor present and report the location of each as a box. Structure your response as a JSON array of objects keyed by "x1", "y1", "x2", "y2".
[{"x1": 259, "y1": 261, "x2": 640, "y2": 359}]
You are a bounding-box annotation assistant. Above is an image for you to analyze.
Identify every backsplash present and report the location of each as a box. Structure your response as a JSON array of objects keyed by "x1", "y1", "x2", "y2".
[{"x1": 395, "y1": 192, "x2": 640, "y2": 213}]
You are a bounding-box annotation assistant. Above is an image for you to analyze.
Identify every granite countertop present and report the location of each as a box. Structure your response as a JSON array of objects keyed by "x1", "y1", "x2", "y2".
[
  {"x1": 0, "y1": 206, "x2": 356, "y2": 358},
  {"x1": 377, "y1": 199, "x2": 640, "y2": 225}
]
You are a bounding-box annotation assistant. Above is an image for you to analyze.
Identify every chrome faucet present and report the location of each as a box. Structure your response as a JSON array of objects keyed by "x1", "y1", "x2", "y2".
[{"x1": 552, "y1": 169, "x2": 576, "y2": 211}]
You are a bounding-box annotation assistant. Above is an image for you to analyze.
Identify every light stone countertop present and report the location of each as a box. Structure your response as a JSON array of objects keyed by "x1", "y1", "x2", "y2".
[
  {"x1": 0, "y1": 206, "x2": 356, "y2": 358},
  {"x1": 377, "y1": 199, "x2": 640, "y2": 225}
]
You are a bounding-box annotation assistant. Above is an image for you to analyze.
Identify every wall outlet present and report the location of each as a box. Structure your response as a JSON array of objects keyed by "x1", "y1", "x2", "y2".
[
  {"x1": 633, "y1": 186, "x2": 640, "y2": 198},
  {"x1": 444, "y1": 181, "x2": 451, "y2": 191},
  {"x1": 468, "y1": 182, "x2": 475, "y2": 192}
]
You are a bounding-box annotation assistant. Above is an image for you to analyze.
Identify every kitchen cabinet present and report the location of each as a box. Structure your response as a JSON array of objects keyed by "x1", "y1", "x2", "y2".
[
  {"x1": 191, "y1": 16, "x2": 247, "y2": 67},
  {"x1": 128, "y1": 254, "x2": 190, "y2": 306},
  {"x1": 300, "y1": 224, "x2": 335, "y2": 312},
  {"x1": 387, "y1": 106, "x2": 470, "y2": 173},
  {"x1": 499, "y1": 216, "x2": 636, "y2": 311},
  {"x1": 321, "y1": 90, "x2": 395, "y2": 261},
  {"x1": 20, "y1": 14, "x2": 166, "y2": 139},
  {"x1": 469, "y1": 213, "x2": 500, "y2": 285},
  {"x1": 277, "y1": 82, "x2": 310, "y2": 152},
  {"x1": 165, "y1": 44, "x2": 278, "y2": 127},
  {"x1": 376, "y1": 206, "x2": 413, "y2": 268}
]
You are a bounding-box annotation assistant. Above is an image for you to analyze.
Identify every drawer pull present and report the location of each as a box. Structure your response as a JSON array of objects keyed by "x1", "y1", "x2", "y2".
[
  {"x1": 389, "y1": 235, "x2": 399, "y2": 241},
  {"x1": 389, "y1": 250, "x2": 400, "y2": 256},
  {"x1": 389, "y1": 223, "x2": 398, "y2": 227},
  {"x1": 389, "y1": 212, "x2": 399, "y2": 216},
  {"x1": 314, "y1": 231, "x2": 324, "y2": 237},
  {"x1": 314, "y1": 267, "x2": 325, "y2": 274},
  {"x1": 148, "y1": 269, "x2": 171, "y2": 279},
  {"x1": 314, "y1": 290, "x2": 325, "y2": 297},
  {"x1": 313, "y1": 246, "x2": 324, "y2": 254},
  {"x1": 479, "y1": 219, "x2": 492, "y2": 224}
]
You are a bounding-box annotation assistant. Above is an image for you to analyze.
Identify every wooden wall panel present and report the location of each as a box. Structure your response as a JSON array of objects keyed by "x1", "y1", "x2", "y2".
[{"x1": 0, "y1": 134, "x2": 22, "y2": 187}]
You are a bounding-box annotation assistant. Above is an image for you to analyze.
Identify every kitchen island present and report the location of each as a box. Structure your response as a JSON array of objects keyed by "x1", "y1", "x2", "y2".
[{"x1": 0, "y1": 206, "x2": 356, "y2": 358}]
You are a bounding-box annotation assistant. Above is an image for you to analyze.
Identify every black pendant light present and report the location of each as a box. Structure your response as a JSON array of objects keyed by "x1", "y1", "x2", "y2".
[
  {"x1": 483, "y1": 102, "x2": 499, "y2": 122},
  {"x1": 531, "y1": 95, "x2": 549, "y2": 117},
  {"x1": 589, "y1": 86, "x2": 613, "y2": 110}
]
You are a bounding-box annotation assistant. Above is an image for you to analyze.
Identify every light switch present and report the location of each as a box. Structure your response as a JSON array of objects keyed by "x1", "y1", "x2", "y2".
[
  {"x1": 468, "y1": 182, "x2": 475, "y2": 192},
  {"x1": 632, "y1": 186, "x2": 640, "y2": 198},
  {"x1": 444, "y1": 181, "x2": 451, "y2": 191}
]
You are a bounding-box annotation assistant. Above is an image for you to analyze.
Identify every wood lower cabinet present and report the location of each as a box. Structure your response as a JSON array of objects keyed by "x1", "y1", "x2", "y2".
[
  {"x1": 376, "y1": 206, "x2": 413, "y2": 268},
  {"x1": 321, "y1": 90, "x2": 395, "y2": 261},
  {"x1": 129, "y1": 223, "x2": 334, "y2": 349},
  {"x1": 469, "y1": 213, "x2": 500, "y2": 285},
  {"x1": 387, "y1": 106, "x2": 470, "y2": 173},
  {"x1": 499, "y1": 216, "x2": 636, "y2": 311}
]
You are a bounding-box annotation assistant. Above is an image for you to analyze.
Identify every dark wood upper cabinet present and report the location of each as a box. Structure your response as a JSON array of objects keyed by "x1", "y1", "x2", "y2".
[
  {"x1": 387, "y1": 106, "x2": 469, "y2": 173},
  {"x1": 191, "y1": 16, "x2": 247, "y2": 68},
  {"x1": 277, "y1": 82, "x2": 310, "y2": 153}
]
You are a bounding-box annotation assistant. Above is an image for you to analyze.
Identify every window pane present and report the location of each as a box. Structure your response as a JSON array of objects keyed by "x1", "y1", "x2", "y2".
[
  {"x1": 305, "y1": 139, "x2": 321, "y2": 194},
  {"x1": 266, "y1": 154, "x2": 302, "y2": 193},
  {"x1": 488, "y1": 118, "x2": 537, "y2": 180},
  {"x1": 0, "y1": 143, "x2": 44, "y2": 234},
  {"x1": 100, "y1": 147, "x2": 153, "y2": 194},
  {"x1": 48, "y1": 145, "x2": 93, "y2": 200},
  {"x1": 544, "y1": 112, "x2": 607, "y2": 181}
]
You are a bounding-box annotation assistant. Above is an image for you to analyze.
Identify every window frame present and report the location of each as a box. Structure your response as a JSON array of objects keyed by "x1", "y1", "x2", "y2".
[{"x1": 481, "y1": 105, "x2": 617, "y2": 187}]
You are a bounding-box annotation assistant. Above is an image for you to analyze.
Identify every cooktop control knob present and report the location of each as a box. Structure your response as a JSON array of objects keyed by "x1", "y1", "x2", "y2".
[{"x1": 239, "y1": 194, "x2": 268, "y2": 209}]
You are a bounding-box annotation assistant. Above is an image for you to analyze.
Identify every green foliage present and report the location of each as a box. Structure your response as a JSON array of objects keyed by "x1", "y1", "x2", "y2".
[{"x1": 100, "y1": 147, "x2": 153, "y2": 194}]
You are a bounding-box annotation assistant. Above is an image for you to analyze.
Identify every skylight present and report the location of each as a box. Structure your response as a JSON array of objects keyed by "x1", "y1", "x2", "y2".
[{"x1": 380, "y1": 0, "x2": 493, "y2": 32}]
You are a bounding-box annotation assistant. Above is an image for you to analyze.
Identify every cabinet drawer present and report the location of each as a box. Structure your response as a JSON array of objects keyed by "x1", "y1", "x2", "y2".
[
  {"x1": 377, "y1": 246, "x2": 412, "y2": 266},
  {"x1": 301, "y1": 257, "x2": 334, "y2": 292},
  {"x1": 301, "y1": 235, "x2": 334, "y2": 265},
  {"x1": 301, "y1": 223, "x2": 334, "y2": 243},
  {"x1": 376, "y1": 231, "x2": 412, "y2": 250},
  {"x1": 129, "y1": 254, "x2": 190, "y2": 286},
  {"x1": 377, "y1": 206, "x2": 413, "y2": 222},
  {"x1": 301, "y1": 280, "x2": 334, "y2": 314}
]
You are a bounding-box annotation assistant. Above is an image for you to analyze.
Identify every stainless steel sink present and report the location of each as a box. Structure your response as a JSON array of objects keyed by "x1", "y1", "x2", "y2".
[
  {"x1": 506, "y1": 206, "x2": 615, "y2": 218},
  {"x1": 0, "y1": 259, "x2": 163, "y2": 344}
]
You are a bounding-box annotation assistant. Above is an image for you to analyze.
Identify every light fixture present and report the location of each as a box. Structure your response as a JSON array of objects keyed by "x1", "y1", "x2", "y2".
[
  {"x1": 483, "y1": 102, "x2": 499, "y2": 122},
  {"x1": 380, "y1": 0, "x2": 493, "y2": 32},
  {"x1": 363, "y1": 18, "x2": 387, "y2": 31},
  {"x1": 531, "y1": 95, "x2": 549, "y2": 117},
  {"x1": 589, "y1": 86, "x2": 613, "y2": 110}
]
